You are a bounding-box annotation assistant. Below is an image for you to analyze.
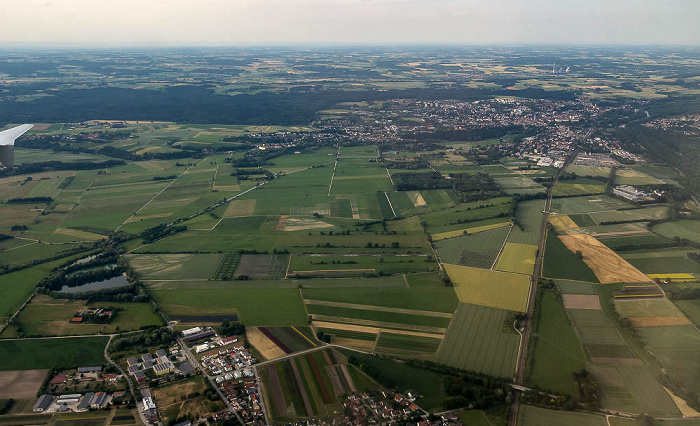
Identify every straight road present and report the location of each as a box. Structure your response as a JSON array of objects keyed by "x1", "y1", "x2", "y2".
[{"x1": 508, "y1": 141, "x2": 584, "y2": 426}]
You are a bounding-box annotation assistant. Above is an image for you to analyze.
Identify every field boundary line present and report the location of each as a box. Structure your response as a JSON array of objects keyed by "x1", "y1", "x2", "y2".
[
  {"x1": 304, "y1": 299, "x2": 453, "y2": 317},
  {"x1": 291, "y1": 326, "x2": 317, "y2": 347},
  {"x1": 327, "y1": 145, "x2": 340, "y2": 195},
  {"x1": 491, "y1": 222, "x2": 514, "y2": 270},
  {"x1": 115, "y1": 162, "x2": 193, "y2": 232},
  {"x1": 384, "y1": 192, "x2": 397, "y2": 217}
]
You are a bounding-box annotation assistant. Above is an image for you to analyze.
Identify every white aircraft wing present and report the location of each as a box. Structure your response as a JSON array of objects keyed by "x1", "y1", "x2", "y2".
[
  {"x1": 0, "y1": 124, "x2": 33, "y2": 167},
  {"x1": 0, "y1": 124, "x2": 33, "y2": 146}
]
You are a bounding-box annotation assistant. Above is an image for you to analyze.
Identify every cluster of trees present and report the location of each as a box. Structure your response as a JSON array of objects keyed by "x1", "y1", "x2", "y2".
[
  {"x1": 393, "y1": 172, "x2": 451, "y2": 191},
  {"x1": 384, "y1": 159, "x2": 431, "y2": 170},
  {"x1": 6, "y1": 196, "x2": 53, "y2": 204},
  {"x1": 217, "y1": 320, "x2": 245, "y2": 337},
  {"x1": 152, "y1": 175, "x2": 177, "y2": 181},
  {"x1": 109, "y1": 326, "x2": 175, "y2": 352},
  {"x1": 315, "y1": 330, "x2": 332, "y2": 343},
  {"x1": 573, "y1": 369, "x2": 599, "y2": 410},
  {"x1": 141, "y1": 224, "x2": 187, "y2": 244},
  {"x1": 0, "y1": 160, "x2": 126, "y2": 178},
  {"x1": 394, "y1": 171, "x2": 502, "y2": 201},
  {"x1": 442, "y1": 374, "x2": 512, "y2": 410},
  {"x1": 451, "y1": 173, "x2": 503, "y2": 202}
]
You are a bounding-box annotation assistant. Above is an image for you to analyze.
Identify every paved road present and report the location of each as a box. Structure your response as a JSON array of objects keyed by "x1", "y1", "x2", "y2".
[
  {"x1": 175, "y1": 336, "x2": 246, "y2": 425},
  {"x1": 103, "y1": 335, "x2": 151, "y2": 426},
  {"x1": 508, "y1": 141, "x2": 584, "y2": 426}
]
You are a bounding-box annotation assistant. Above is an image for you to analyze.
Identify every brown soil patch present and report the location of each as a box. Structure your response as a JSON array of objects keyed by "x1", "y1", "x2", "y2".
[
  {"x1": 0, "y1": 369, "x2": 49, "y2": 399},
  {"x1": 558, "y1": 234, "x2": 651, "y2": 283},
  {"x1": 406, "y1": 191, "x2": 427, "y2": 207},
  {"x1": 289, "y1": 359, "x2": 313, "y2": 416},
  {"x1": 628, "y1": 316, "x2": 691, "y2": 327},
  {"x1": 275, "y1": 215, "x2": 288, "y2": 231},
  {"x1": 339, "y1": 364, "x2": 357, "y2": 393},
  {"x1": 331, "y1": 337, "x2": 376, "y2": 350},
  {"x1": 247, "y1": 327, "x2": 286, "y2": 360},
  {"x1": 312, "y1": 320, "x2": 443, "y2": 338},
  {"x1": 664, "y1": 387, "x2": 700, "y2": 418},
  {"x1": 153, "y1": 378, "x2": 203, "y2": 406},
  {"x1": 283, "y1": 218, "x2": 334, "y2": 232},
  {"x1": 562, "y1": 294, "x2": 601, "y2": 310},
  {"x1": 263, "y1": 364, "x2": 287, "y2": 418},
  {"x1": 223, "y1": 199, "x2": 256, "y2": 218},
  {"x1": 30, "y1": 123, "x2": 51, "y2": 131},
  {"x1": 53, "y1": 227, "x2": 106, "y2": 240},
  {"x1": 304, "y1": 299, "x2": 453, "y2": 318}
]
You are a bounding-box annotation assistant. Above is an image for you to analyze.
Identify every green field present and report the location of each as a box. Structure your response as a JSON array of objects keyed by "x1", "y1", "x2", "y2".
[
  {"x1": 0, "y1": 336, "x2": 109, "y2": 370},
  {"x1": 301, "y1": 280, "x2": 458, "y2": 314},
  {"x1": 507, "y1": 199, "x2": 545, "y2": 245},
  {"x1": 434, "y1": 226, "x2": 510, "y2": 269},
  {"x1": 374, "y1": 332, "x2": 442, "y2": 357},
  {"x1": 553, "y1": 179, "x2": 606, "y2": 197},
  {"x1": 550, "y1": 195, "x2": 631, "y2": 215},
  {"x1": 636, "y1": 325, "x2": 700, "y2": 396},
  {"x1": 150, "y1": 287, "x2": 308, "y2": 326},
  {"x1": 495, "y1": 243, "x2": 537, "y2": 275},
  {"x1": 517, "y1": 405, "x2": 607, "y2": 426},
  {"x1": 436, "y1": 303, "x2": 519, "y2": 379},
  {"x1": 542, "y1": 231, "x2": 599, "y2": 282},
  {"x1": 555, "y1": 280, "x2": 598, "y2": 295},
  {"x1": 527, "y1": 290, "x2": 586, "y2": 395},
  {"x1": 444, "y1": 264, "x2": 531, "y2": 312},
  {"x1": 0, "y1": 255, "x2": 89, "y2": 322},
  {"x1": 126, "y1": 253, "x2": 224, "y2": 280},
  {"x1": 305, "y1": 304, "x2": 451, "y2": 329},
  {"x1": 653, "y1": 220, "x2": 700, "y2": 244},
  {"x1": 289, "y1": 254, "x2": 434, "y2": 274},
  {"x1": 9, "y1": 297, "x2": 162, "y2": 337},
  {"x1": 674, "y1": 300, "x2": 700, "y2": 327}
]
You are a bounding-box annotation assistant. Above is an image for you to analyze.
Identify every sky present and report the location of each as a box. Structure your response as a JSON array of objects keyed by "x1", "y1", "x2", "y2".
[{"x1": 0, "y1": 0, "x2": 698, "y2": 46}]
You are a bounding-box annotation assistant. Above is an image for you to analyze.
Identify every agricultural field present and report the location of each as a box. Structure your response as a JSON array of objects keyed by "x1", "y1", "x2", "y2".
[
  {"x1": 653, "y1": 220, "x2": 700, "y2": 244},
  {"x1": 234, "y1": 254, "x2": 290, "y2": 279},
  {"x1": 444, "y1": 264, "x2": 531, "y2": 312},
  {"x1": 125, "y1": 253, "x2": 223, "y2": 280},
  {"x1": 4, "y1": 295, "x2": 162, "y2": 337},
  {"x1": 436, "y1": 303, "x2": 519, "y2": 379},
  {"x1": 550, "y1": 195, "x2": 632, "y2": 215},
  {"x1": 527, "y1": 290, "x2": 586, "y2": 395},
  {"x1": 434, "y1": 226, "x2": 510, "y2": 268},
  {"x1": 636, "y1": 325, "x2": 700, "y2": 395},
  {"x1": 301, "y1": 273, "x2": 458, "y2": 313},
  {"x1": 0, "y1": 337, "x2": 108, "y2": 371},
  {"x1": 495, "y1": 243, "x2": 537, "y2": 275},
  {"x1": 553, "y1": 179, "x2": 606, "y2": 197},
  {"x1": 613, "y1": 168, "x2": 663, "y2": 185},
  {"x1": 507, "y1": 199, "x2": 545, "y2": 245},
  {"x1": 0, "y1": 254, "x2": 90, "y2": 324},
  {"x1": 260, "y1": 349, "x2": 356, "y2": 422},
  {"x1": 374, "y1": 332, "x2": 442, "y2": 358},
  {"x1": 149, "y1": 286, "x2": 308, "y2": 326},
  {"x1": 621, "y1": 248, "x2": 700, "y2": 274},
  {"x1": 517, "y1": 405, "x2": 607, "y2": 426},
  {"x1": 289, "y1": 254, "x2": 434, "y2": 276}
]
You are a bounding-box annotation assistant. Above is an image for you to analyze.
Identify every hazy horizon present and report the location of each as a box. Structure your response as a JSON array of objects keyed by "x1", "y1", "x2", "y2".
[{"x1": 0, "y1": 0, "x2": 698, "y2": 47}]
